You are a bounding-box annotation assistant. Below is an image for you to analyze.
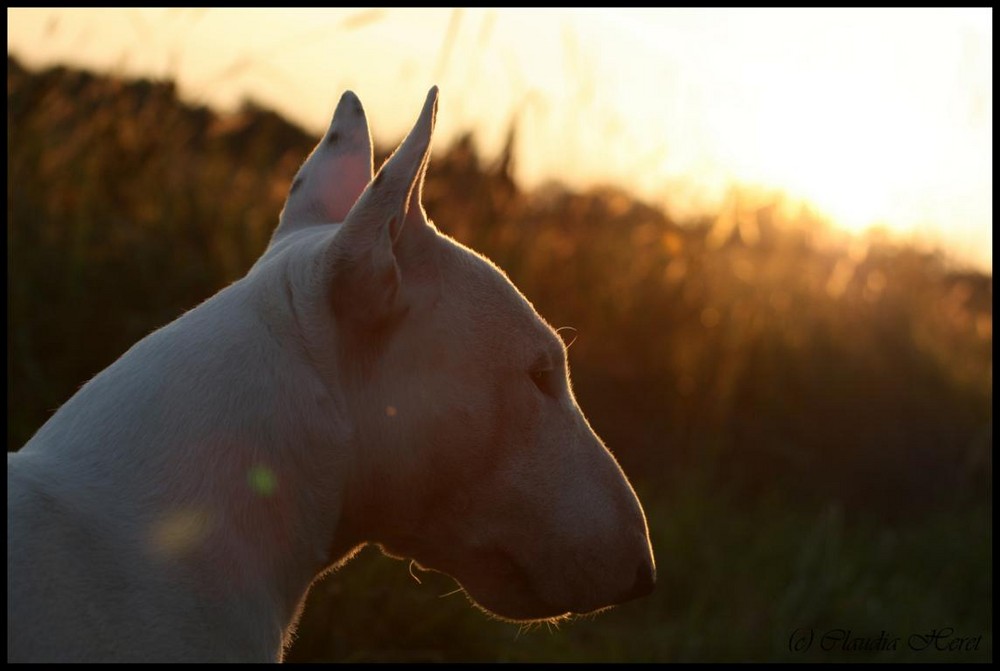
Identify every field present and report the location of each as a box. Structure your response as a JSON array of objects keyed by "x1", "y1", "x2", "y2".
[{"x1": 6, "y1": 55, "x2": 992, "y2": 662}]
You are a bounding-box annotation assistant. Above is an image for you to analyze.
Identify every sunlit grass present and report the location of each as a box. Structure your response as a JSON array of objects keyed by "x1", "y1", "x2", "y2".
[{"x1": 7, "y1": 9, "x2": 992, "y2": 270}]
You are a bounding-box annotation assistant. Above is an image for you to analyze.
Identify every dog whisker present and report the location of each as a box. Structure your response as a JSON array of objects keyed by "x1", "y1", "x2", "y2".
[
  {"x1": 556, "y1": 325, "x2": 579, "y2": 349},
  {"x1": 438, "y1": 586, "x2": 464, "y2": 599},
  {"x1": 408, "y1": 560, "x2": 423, "y2": 585}
]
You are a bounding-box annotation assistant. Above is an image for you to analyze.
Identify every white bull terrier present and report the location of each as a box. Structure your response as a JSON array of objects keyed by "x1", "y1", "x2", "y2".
[{"x1": 7, "y1": 87, "x2": 655, "y2": 662}]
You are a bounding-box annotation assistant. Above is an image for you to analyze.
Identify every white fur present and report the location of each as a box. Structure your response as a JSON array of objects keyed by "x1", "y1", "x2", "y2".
[{"x1": 7, "y1": 88, "x2": 655, "y2": 663}]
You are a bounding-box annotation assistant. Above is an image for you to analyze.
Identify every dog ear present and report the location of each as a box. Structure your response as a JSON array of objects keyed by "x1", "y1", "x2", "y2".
[
  {"x1": 325, "y1": 87, "x2": 439, "y2": 329},
  {"x1": 271, "y1": 91, "x2": 374, "y2": 243}
]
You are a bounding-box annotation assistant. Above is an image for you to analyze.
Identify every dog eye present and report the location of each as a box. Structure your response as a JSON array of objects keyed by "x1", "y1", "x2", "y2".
[{"x1": 529, "y1": 369, "x2": 558, "y2": 398}]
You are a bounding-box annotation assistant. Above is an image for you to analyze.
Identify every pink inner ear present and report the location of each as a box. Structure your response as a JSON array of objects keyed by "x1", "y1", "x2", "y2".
[{"x1": 323, "y1": 155, "x2": 373, "y2": 222}]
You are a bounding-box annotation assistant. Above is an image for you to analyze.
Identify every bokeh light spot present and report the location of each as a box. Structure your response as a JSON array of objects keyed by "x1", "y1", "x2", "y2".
[
  {"x1": 149, "y1": 507, "x2": 212, "y2": 558},
  {"x1": 248, "y1": 464, "x2": 278, "y2": 497}
]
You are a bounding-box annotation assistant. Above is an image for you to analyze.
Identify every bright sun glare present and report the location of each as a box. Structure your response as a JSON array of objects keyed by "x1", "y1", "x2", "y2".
[
  {"x1": 589, "y1": 9, "x2": 991, "y2": 258},
  {"x1": 6, "y1": 8, "x2": 993, "y2": 271}
]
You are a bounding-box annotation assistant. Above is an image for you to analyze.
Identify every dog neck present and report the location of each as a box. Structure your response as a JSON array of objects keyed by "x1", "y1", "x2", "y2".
[{"x1": 18, "y1": 274, "x2": 359, "y2": 661}]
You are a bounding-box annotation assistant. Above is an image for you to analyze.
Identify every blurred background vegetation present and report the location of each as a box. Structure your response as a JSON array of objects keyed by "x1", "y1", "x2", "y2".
[{"x1": 6, "y1": 56, "x2": 992, "y2": 662}]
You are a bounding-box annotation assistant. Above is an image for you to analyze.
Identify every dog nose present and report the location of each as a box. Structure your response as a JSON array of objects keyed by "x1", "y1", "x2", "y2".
[{"x1": 620, "y1": 559, "x2": 656, "y2": 603}]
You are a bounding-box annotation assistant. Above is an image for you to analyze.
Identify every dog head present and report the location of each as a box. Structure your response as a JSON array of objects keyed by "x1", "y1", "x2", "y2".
[{"x1": 266, "y1": 88, "x2": 654, "y2": 621}]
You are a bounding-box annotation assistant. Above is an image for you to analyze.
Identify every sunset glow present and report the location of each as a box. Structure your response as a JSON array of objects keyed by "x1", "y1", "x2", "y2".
[{"x1": 7, "y1": 8, "x2": 992, "y2": 270}]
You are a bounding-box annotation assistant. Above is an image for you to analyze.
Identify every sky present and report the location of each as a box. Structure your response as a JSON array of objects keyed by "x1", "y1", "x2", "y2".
[{"x1": 7, "y1": 8, "x2": 993, "y2": 272}]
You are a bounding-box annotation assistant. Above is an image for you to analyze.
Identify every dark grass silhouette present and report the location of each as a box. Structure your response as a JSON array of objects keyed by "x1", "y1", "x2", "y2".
[{"x1": 6, "y1": 56, "x2": 991, "y2": 662}]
